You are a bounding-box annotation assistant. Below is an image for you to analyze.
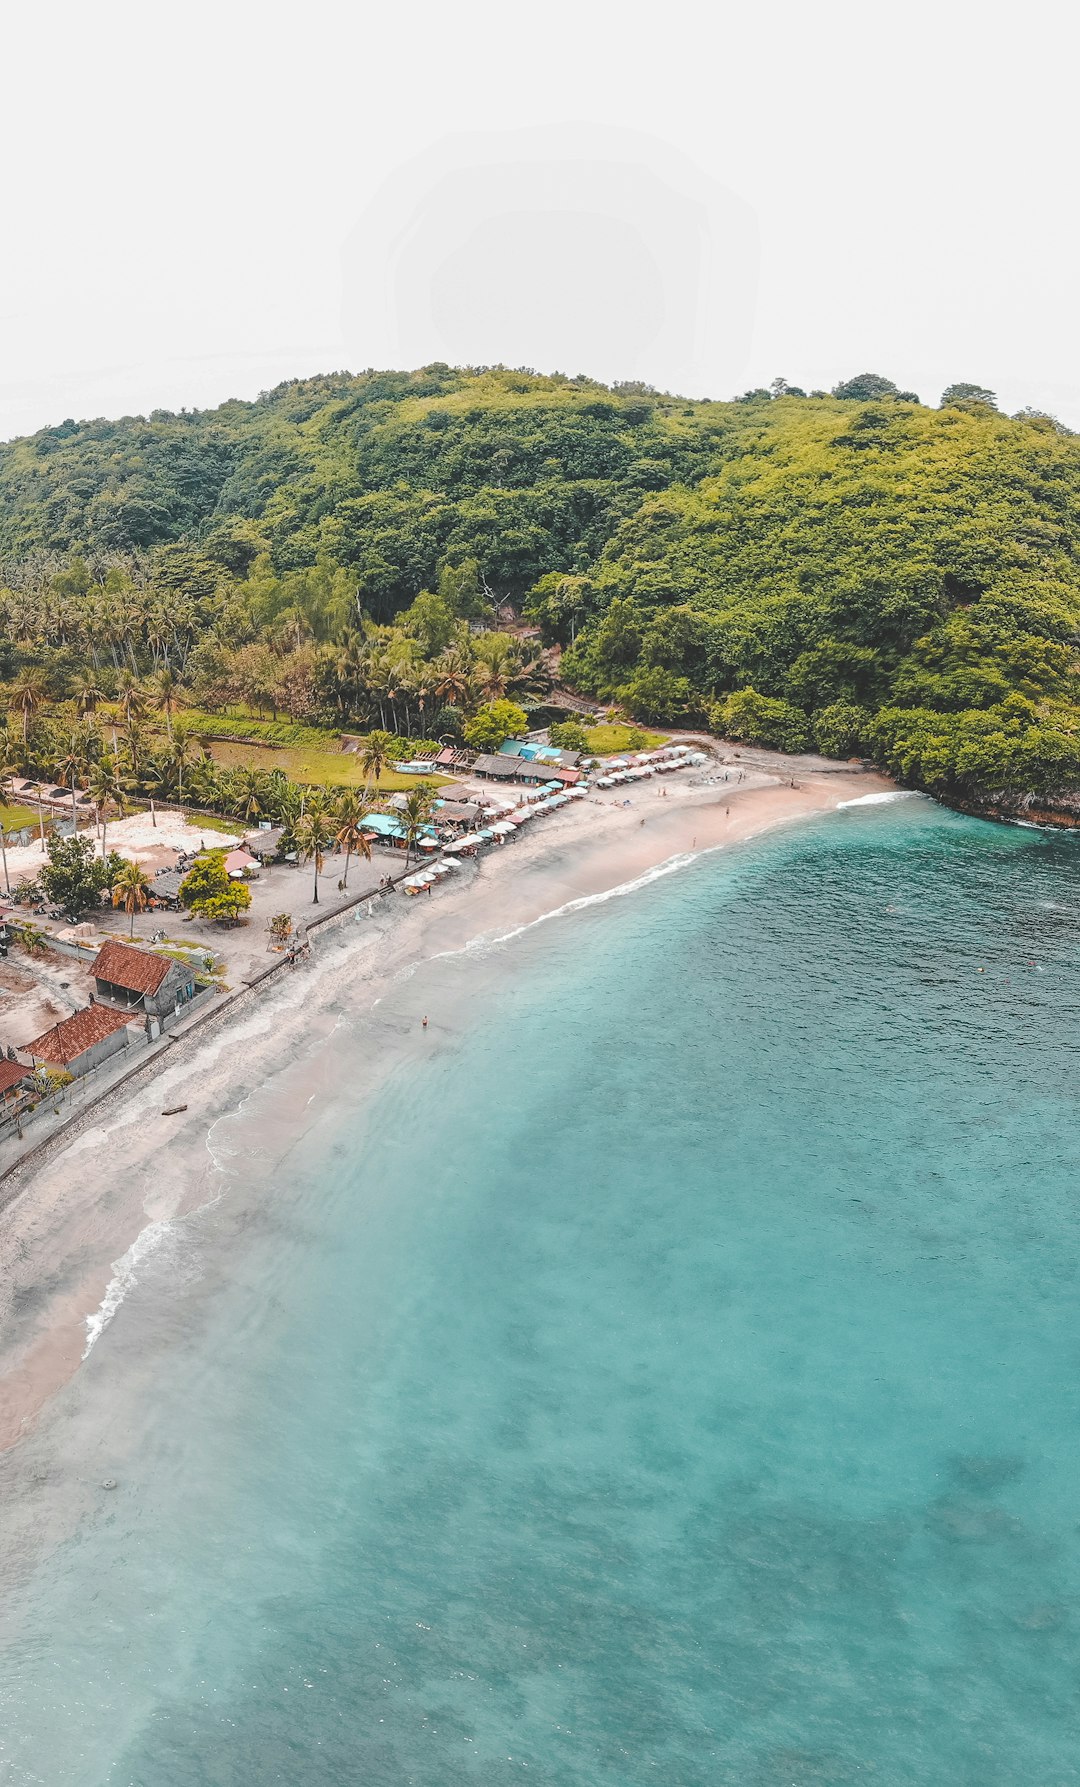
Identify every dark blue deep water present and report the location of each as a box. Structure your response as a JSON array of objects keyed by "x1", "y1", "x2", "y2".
[{"x1": 3, "y1": 797, "x2": 1080, "y2": 1785}]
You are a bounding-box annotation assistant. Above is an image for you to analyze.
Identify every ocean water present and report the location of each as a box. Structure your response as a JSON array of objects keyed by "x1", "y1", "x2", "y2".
[{"x1": 3, "y1": 796, "x2": 1080, "y2": 1785}]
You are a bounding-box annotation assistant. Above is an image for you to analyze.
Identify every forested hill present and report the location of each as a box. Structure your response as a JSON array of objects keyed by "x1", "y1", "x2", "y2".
[{"x1": 3, "y1": 364, "x2": 1080, "y2": 816}]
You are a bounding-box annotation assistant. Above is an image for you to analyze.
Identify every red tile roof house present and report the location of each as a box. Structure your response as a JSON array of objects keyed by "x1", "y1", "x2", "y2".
[
  {"x1": 27, "y1": 1003, "x2": 137, "y2": 1078},
  {"x1": 0, "y1": 1059, "x2": 33, "y2": 1105},
  {"x1": 91, "y1": 940, "x2": 196, "y2": 1020}
]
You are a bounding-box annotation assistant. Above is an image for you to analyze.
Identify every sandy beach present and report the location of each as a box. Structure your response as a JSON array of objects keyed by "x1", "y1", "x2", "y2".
[{"x1": 0, "y1": 753, "x2": 892, "y2": 1454}]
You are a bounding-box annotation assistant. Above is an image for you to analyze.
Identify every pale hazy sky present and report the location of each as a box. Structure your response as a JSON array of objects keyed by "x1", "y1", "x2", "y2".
[{"x1": 2, "y1": 0, "x2": 1076, "y2": 440}]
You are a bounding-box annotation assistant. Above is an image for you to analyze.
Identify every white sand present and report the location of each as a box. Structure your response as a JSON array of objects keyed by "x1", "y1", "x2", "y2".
[{"x1": 2, "y1": 810, "x2": 240, "y2": 884}]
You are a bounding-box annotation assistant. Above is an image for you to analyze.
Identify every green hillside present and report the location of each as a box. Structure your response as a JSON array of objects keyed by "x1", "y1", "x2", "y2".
[{"x1": 2, "y1": 366, "x2": 1080, "y2": 815}]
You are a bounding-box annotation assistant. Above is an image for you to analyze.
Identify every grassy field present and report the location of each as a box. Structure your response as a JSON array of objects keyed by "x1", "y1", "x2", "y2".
[
  {"x1": 207, "y1": 741, "x2": 453, "y2": 792},
  {"x1": 583, "y1": 724, "x2": 667, "y2": 754},
  {"x1": 0, "y1": 803, "x2": 44, "y2": 832},
  {"x1": 180, "y1": 709, "x2": 347, "y2": 749}
]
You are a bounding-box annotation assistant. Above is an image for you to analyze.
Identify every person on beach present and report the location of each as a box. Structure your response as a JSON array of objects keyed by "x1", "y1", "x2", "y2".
[{"x1": 422, "y1": 1015, "x2": 428, "y2": 1028}]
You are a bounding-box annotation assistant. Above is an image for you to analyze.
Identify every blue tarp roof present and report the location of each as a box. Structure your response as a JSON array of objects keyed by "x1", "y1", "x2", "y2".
[{"x1": 362, "y1": 812, "x2": 437, "y2": 839}]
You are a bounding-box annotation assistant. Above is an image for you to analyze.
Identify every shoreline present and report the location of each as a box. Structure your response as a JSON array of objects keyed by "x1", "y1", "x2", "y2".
[{"x1": 0, "y1": 758, "x2": 893, "y2": 1455}]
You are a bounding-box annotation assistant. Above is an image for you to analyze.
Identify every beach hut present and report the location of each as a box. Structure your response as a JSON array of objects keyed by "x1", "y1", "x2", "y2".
[{"x1": 223, "y1": 848, "x2": 259, "y2": 879}]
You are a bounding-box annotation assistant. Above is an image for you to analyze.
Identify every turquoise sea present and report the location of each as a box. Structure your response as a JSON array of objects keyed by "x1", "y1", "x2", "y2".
[{"x1": 3, "y1": 795, "x2": 1080, "y2": 1785}]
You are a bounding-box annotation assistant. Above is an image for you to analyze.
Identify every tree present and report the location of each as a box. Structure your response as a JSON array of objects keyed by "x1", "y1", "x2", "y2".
[
  {"x1": 549, "y1": 719, "x2": 589, "y2": 751},
  {"x1": 198, "y1": 886, "x2": 252, "y2": 923},
  {"x1": 149, "y1": 667, "x2": 184, "y2": 739},
  {"x1": 234, "y1": 766, "x2": 268, "y2": 822},
  {"x1": 29, "y1": 1064, "x2": 73, "y2": 1103},
  {"x1": 617, "y1": 667, "x2": 691, "y2": 724},
  {"x1": 0, "y1": 753, "x2": 18, "y2": 895},
  {"x1": 712, "y1": 688, "x2": 810, "y2": 753},
  {"x1": 11, "y1": 672, "x2": 46, "y2": 746},
  {"x1": 812, "y1": 701, "x2": 871, "y2": 759},
  {"x1": 87, "y1": 754, "x2": 125, "y2": 853},
  {"x1": 294, "y1": 798, "x2": 337, "y2": 903},
  {"x1": 463, "y1": 699, "x2": 528, "y2": 752},
  {"x1": 38, "y1": 833, "x2": 118, "y2": 919},
  {"x1": 432, "y1": 649, "x2": 471, "y2": 708},
  {"x1": 115, "y1": 671, "x2": 146, "y2": 732},
  {"x1": 335, "y1": 791, "x2": 373, "y2": 886},
  {"x1": 472, "y1": 633, "x2": 516, "y2": 700},
  {"x1": 399, "y1": 784, "x2": 435, "y2": 864},
  {"x1": 167, "y1": 729, "x2": 197, "y2": 802},
  {"x1": 359, "y1": 729, "x2": 395, "y2": 789},
  {"x1": 941, "y1": 382, "x2": 997, "y2": 410},
  {"x1": 180, "y1": 851, "x2": 252, "y2": 920},
  {"x1": 111, "y1": 859, "x2": 152, "y2": 934},
  {"x1": 832, "y1": 373, "x2": 903, "y2": 401},
  {"x1": 72, "y1": 674, "x2": 104, "y2": 717},
  {"x1": 54, "y1": 727, "x2": 92, "y2": 828},
  {"x1": 266, "y1": 912, "x2": 293, "y2": 950}
]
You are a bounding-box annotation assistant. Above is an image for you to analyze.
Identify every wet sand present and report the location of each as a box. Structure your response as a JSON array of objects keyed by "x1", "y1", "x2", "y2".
[{"x1": 0, "y1": 761, "x2": 891, "y2": 1452}]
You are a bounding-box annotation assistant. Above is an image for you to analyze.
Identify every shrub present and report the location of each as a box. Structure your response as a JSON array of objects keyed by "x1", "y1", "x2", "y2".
[
  {"x1": 463, "y1": 700, "x2": 529, "y2": 752},
  {"x1": 549, "y1": 719, "x2": 589, "y2": 751},
  {"x1": 713, "y1": 688, "x2": 811, "y2": 753},
  {"x1": 812, "y1": 702, "x2": 872, "y2": 759}
]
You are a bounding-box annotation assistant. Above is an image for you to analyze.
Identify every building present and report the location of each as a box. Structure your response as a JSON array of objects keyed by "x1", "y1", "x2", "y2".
[
  {"x1": 471, "y1": 754, "x2": 581, "y2": 787},
  {"x1": 91, "y1": 940, "x2": 196, "y2": 1019},
  {"x1": 150, "y1": 868, "x2": 185, "y2": 909},
  {"x1": 497, "y1": 741, "x2": 580, "y2": 767},
  {"x1": 0, "y1": 1059, "x2": 33, "y2": 1104},
  {"x1": 360, "y1": 812, "x2": 437, "y2": 850},
  {"x1": 223, "y1": 849, "x2": 259, "y2": 879},
  {"x1": 27, "y1": 1004, "x2": 135, "y2": 1078},
  {"x1": 243, "y1": 827, "x2": 285, "y2": 864}
]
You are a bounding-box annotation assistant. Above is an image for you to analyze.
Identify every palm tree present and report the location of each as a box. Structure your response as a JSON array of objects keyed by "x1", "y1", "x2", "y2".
[
  {"x1": 54, "y1": 731, "x2": 86, "y2": 829},
  {"x1": 472, "y1": 634, "x2": 515, "y2": 701},
  {"x1": 111, "y1": 860, "x2": 152, "y2": 936},
  {"x1": 235, "y1": 767, "x2": 268, "y2": 824},
  {"x1": 294, "y1": 797, "x2": 337, "y2": 904},
  {"x1": 400, "y1": 784, "x2": 435, "y2": 865},
  {"x1": 141, "y1": 753, "x2": 171, "y2": 829},
  {"x1": 11, "y1": 671, "x2": 46, "y2": 746},
  {"x1": 0, "y1": 755, "x2": 19, "y2": 895},
  {"x1": 149, "y1": 668, "x2": 183, "y2": 741},
  {"x1": 120, "y1": 718, "x2": 151, "y2": 786},
  {"x1": 115, "y1": 670, "x2": 146, "y2": 734},
  {"x1": 335, "y1": 791, "x2": 373, "y2": 887},
  {"x1": 167, "y1": 729, "x2": 195, "y2": 803},
  {"x1": 359, "y1": 729, "x2": 395, "y2": 793},
  {"x1": 87, "y1": 754, "x2": 124, "y2": 855},
  {"x1": 72, "y1": 673, "x2": 104, "y2": 718},
  {"x1": 432, "y1": 649, "x2": 471, "y2": 708}
]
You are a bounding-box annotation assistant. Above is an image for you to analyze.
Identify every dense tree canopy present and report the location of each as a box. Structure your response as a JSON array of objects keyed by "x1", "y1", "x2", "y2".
[{"x1": 3, "y1": 365, "x2": 1080, "y2": 811}]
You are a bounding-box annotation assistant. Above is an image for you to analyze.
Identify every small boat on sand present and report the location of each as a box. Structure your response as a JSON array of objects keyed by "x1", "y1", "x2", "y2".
[{"x1": 161, "y1": 1104, "x2": 188, "y2": 1117}]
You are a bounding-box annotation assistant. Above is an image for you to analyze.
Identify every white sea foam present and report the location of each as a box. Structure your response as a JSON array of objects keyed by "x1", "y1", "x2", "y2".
[
  {"x1": 435, "y1": 851, "x2": 699, "y2": 957},
  {"x1": 836, "y1": 790, "x2": 920, "y2": 808},
  {"x1": 82, "y1": 1219, "x2": 176, "y2": 1359}
]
